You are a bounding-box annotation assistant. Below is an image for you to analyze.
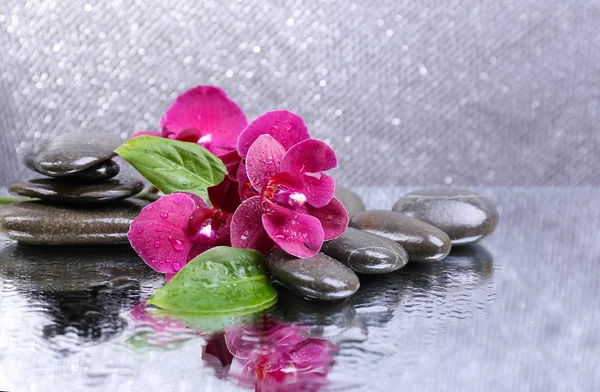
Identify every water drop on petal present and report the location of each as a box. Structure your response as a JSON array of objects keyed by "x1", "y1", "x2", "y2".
[
  {"x1": 154, "y1": 241, "x2": 161, "y2": 248},
  {"x1": 170, "y1": 238, "x2": 185, "y2": 251},
  {"x1": 160, "y1": 212, "x2": 169, "y2": 219},
  {"x1": 173, "y1": 262, "x2": 182, "y2": 271}
]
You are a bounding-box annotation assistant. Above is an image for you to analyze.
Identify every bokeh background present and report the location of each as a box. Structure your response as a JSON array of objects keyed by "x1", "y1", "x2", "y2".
[{"x1": 1, "y1": 0, "x2": 599, "y2": 187}]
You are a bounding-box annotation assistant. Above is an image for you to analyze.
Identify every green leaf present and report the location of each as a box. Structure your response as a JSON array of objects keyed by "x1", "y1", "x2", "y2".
[
  {"x1": 0, "y1": 196, "x2": 36, "y2": 205},
  {"x1": 147, "y1": 246, "x2": 278, "y2": 316},
  {"x1": 114, "y1": 136, "x2": 226, "y2": 200}
]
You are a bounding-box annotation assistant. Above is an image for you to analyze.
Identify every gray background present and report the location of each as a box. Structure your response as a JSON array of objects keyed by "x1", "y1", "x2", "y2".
[{"x1": 1, "y1": 0, "x2": 599, "y2": 187}]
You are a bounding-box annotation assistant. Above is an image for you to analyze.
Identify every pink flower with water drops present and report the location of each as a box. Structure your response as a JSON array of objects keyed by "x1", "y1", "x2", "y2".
[
  {"x1": 230, "y1": 134, "x2": 348, "y2": 258},
  {"x1": 128, "y1": 177, "x2": 241, "y2": 279},
  {"x1": 132, "y1": 85, "x2": 248, "y2": 157},
  {"x1": 235, "y1": 110, "x2": 310, "y2": 199}
]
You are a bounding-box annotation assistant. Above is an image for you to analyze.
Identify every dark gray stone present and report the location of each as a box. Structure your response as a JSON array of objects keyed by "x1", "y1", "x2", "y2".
[
  {"x1": 350, "y1": 210, "x2": 451, "y2": 262},
  {"x1": 9, "y1": 178, "x2": 143, "y2": 204},
  {"x1": 33, "y1": 133, "x2": 123, "y2": 177},
  {"x1": 334, "y1": 184, "x2": 366, "y2": 217},
  {"x1": 266, "y1": 249, "x2": 360, "y2": 301},
  {"x1": 25, "y1": 153, "x2": 121, "y2": 181},
  {"x1": 392, "y1": 188, "x2": 499, "y2": 245},
  {"x1": 9, "y1": 177, "x2": 143, "y2": 203},
  {"x1": 0, "y1": 199, "x2": 147, "y2": 246},
  {"x1": 321, "y1": 227, "x2": 408, "y2": 274}
]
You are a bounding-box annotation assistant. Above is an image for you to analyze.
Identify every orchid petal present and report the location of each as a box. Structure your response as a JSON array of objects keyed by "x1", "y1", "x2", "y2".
[
  {"x1": 218, "y1": 150, "x2": 242, "y2": 180},
  {"x1": 303, "y1": 173, "x2": 336, "y2": 208},
  {"x1": 231, "y1": 196, "x2": 275, "y2": 254},
  {"x1": 280, "y1": 139, "x2": 337, "y2": 173},
  {"x1": 132, "y1": 131, "x2": 162, "y2": 138},
  {"x1": 262, "y1": 213, "x2": 324, "y2": 258},
  {"x1": 236, "y1": 110, "x2": 310, "y2": 158},
  {"x1": 128, "y1": 193, "x2": 199, "y2": 274},
  {"x1": 160, "y1": 85, "x2": 248, "y2": 154},
  {"x1": 304, "y1": 197, "x2": 348, "y2": 241},
  {"x1": 246, "y1": 134, "x2": 285, "y2": 191},
  {"x1": 208, "y1": 176, "x2": 241, "y2": 212},
  {"x1": 174, "y1": 128, "x2": 202, "y2": 143}
]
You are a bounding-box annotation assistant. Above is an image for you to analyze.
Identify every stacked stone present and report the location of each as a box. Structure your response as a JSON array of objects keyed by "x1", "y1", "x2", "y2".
[
  {"x1": 0, "y1": 133, "x2": 146, "y2": 246},
  {"x1": 265, "y1": 185, "x2": 499, "y2": 301}
]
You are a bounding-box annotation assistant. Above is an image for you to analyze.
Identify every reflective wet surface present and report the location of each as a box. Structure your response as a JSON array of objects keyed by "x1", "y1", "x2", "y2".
[{"x1": 1, "y1": 188, "x2": 599, "y2": 391}]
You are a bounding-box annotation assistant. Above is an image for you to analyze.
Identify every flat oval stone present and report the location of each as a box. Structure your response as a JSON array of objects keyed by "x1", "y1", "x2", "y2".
[
  {"x1": 350, "y1": 210, "x2": 451, "y2": 262},
  {"x1": 321, "y1": 227, "x2": 408, "y2": 274},
  {"x1": 334, "y1": 185, "x2": 366, "y2": 217},
  {"x1": 0, "y1": 199, "x2": 147, "y2": 246},
  {"x1": 33, "y1": 133, "x2": 123, "y2": 177},
  {"x1": 25, "y1": 153, "x2": 120, "y2": 181},
  {"x1": 392, "y1": 189, "x2": 499, "y2": 245},
  {"x1": 9, "y1": 178, "x2": 144, "y2": 204},
  {"x1": 266, "y1": 249, "x2": 360, "y2": 301}
]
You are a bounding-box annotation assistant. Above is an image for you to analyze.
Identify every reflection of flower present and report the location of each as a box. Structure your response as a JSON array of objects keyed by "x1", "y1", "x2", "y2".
[
  {"x1": 203, "y1": 318, "x2": 337, "y2": 392},
  {"x1": 231, "y1": 134, "x2": 348, "y2": 257},
  {"x1": 126, "y1": 302, "x2": 198, "y2": 350},
  {"x1": 128, "y1": 177, "x2": 241, "y2": 280}
]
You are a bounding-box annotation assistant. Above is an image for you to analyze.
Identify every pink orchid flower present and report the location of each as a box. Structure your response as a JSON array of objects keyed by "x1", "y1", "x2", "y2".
[
  {"x1": 203, "y1": 318, "x2": 336, "y2": 392},
  {"x1": 133, "y1": 85, "x2": 248, "y2": 156},
  {"x1": 235, "y1": 110, "x2": 311, "y2": 198},
  {"x1": 128, "y1": 177, "x2": 241, "y2": 280},
  {"x1": 230, "y1": 134, "x2": 348, "y2": 258}
]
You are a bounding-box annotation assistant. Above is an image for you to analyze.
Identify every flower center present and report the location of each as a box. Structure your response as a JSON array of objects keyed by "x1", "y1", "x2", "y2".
[
  {"x1": 264, "y1": 183, "x2": 306, "y2": 210},
  {"x1": 188, "y1": 208, "x2": 230, "y2": 246}
]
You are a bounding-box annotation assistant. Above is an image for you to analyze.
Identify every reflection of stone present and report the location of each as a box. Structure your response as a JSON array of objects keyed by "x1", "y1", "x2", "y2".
[
  {"x1": 0, "y1": 243, "x2": 161, "y2": 354},
  {"x1": 352, "y1": 244, "x2": 495, "y2": 327}
]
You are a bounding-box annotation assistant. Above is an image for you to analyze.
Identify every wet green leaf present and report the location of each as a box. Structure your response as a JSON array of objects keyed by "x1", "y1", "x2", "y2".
[
  {"x1": 114, "y1": 136, "x2": 226, "y2": 201},
  {"x1": 147, "y1": 247, "x2": 278, "y2": 316}
]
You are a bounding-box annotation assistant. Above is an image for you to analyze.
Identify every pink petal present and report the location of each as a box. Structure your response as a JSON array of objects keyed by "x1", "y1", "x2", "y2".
[
  {"x1": 128, "y1": 193, "x2": 199, "y2": 274},
  {"x1": 208, "y1": 176, "x2": 241, "y2": 213},
  {"x1": 160, "y1": 85, "x2": 248, "y2": 155},
  {"x1": 280, "y1": 139, "x2": 337, "y2": 173},
  {"x1": 132, "y1": 131, "x2": 162, "y2": 138},
  {"x1": 304, "y1": 197, "x2": 348, "y2": 241},
  {"x1": 231, "y1": 196, "x2": 275, "y2": 254},
  {"x1": 262, "y1": 213, "x2": 324, "y2": 258},
  {"x1": 246, "y1": 134, "x2": 286, "y2": 191},
  {"x1": 218, "y1": 150, "x2": 242, "y2": 180},
  {"x1": 174, "y1": 128, "x2": 202, "y2": 143},
  {"x1": 302, "y1": 172, "x2": 336, "y2": 208},
  {"x1": 236, "y1": 110, "x2": 310, "y2": 159}
]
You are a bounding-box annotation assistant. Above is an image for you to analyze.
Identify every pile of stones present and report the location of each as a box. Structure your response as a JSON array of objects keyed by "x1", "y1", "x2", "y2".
[
  {"x1": 266, "y1": 185, "x2": 499, "y2": 301},
  {"x1": 0, "y1": 133, "x2": 146, "y2": 246}
]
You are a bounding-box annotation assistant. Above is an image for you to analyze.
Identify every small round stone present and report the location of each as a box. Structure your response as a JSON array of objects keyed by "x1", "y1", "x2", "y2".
[
  {"x1": 266, "y1": 249, "x2": 360, "y2": 301},
  {"x1": 25, "y1": 154, "x2": 121, "y2": 181},
  {"x1": 321, "y1": 227, "x2": 408, "y2": 274},
  {"x1": 334, "y1": 185, "x2": 366, "y2": 218},
  {"x1": 33, "y1": 133, "x2": 123, "y2": 177},
  {"x1": 392, "y1": 188, "x2": 499, "y2": 245},
  {"x1": 9, "y1": 178, "x2": 144, "y2": 204},
  {"x1": 350, "y1": 210, "x2": 451, "y2": 262},
  {"x1": 0, "y1": 199, "x2": 147, "y2": 246}
]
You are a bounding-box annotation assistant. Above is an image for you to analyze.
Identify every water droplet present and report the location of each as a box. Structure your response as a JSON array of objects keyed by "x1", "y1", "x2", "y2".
[
  {"x1": 156, "y1": 227, "x2": 163, "y2": 232},
  {"x1": 173, "y1": 197, "x2": 181, "y2": 205},
  {"x1": 159, "y1": 234, "x2": 166, "y2": 239},
  {"x1": 154, "y1": 241, "x2": 161, "y2": 248},
  {"x1": 170, "y1": 238, "x2": 185, "y2": 251},
  {"x1": 160, "y1": 212, "x2": 169, "y2": 219},
  {"x1": 145, "y1": 205, "x2": 153, "y2": 211},
  {"x1": 159, "y1": 258, "x2": 165, "y2": 264},
  {"x1": 146, "y1": 237, "x2": 152, "y2": 242},
  {"x1": 166, "y1": 256, "x2": 172, "y2": 262},
  {"x1": 173, "y1": 262, "x2": 182, "y2": 271},
  {"x1": 136, "y1": 228, "x2": 143, "y2": 234},
  {"x1": 240, "y1": 230, "x2": 249, "y2": 240}
]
